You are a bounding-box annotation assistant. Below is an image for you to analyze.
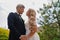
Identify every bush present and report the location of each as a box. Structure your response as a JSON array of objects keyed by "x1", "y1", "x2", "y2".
[
  {"x1": 0, "y1": 28, "x2": 9, "y2": 40},
  {"x1": 38, "y1": 26, "x2": 60, "y2": 40}
]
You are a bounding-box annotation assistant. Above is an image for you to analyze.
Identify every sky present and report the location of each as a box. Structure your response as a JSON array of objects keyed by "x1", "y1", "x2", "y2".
[{"x1": 0, "y1": 0, "x2": 54, "y2": 29}]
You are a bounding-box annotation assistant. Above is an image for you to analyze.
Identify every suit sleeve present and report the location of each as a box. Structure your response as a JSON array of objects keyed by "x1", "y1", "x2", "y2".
[{"x1": 8, "y1": 13, "x2": 20, "y2": 37}]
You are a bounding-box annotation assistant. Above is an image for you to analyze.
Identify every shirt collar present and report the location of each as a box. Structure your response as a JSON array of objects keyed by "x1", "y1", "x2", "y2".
[{"x1": 16, "y1": 12, "x2": 22, "y2": 16}]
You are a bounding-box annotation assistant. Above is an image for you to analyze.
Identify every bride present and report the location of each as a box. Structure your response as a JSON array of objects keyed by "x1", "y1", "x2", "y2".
[{"x1": 20, "y1": 8, "x2": 40, "y2": 40}]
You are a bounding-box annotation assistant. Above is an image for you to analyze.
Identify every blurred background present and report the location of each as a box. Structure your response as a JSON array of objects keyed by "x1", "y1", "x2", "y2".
[{"x1": 0, "y1": 0, "x2": 60, "y2": 40}]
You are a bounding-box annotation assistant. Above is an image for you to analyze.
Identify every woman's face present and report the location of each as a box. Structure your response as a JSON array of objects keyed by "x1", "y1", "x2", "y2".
[
  {"x1": 26, "y1": 9, "x2": 36, "y2": 18},
  {"x1": 26, "y1": 11, "x2": 30, "y2": 18}
]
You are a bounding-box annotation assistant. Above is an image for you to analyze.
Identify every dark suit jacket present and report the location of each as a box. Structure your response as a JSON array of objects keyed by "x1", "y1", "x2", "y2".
[{"x1": 7, "y1": 12, "x2": 26, "y2": 40}]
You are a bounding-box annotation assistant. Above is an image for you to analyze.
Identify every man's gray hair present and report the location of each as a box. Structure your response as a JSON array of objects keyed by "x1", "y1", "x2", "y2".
[{"x1": 16, "y1": 4, "x2": 25, "y2": 9}]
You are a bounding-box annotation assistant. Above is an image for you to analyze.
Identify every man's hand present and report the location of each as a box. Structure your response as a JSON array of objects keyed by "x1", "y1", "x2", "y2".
[{"x1": 19, "y1": 35, "x2": 28, "y2": 40}]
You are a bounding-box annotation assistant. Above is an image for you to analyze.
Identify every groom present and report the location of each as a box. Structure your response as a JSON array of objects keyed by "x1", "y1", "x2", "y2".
[{"x1": 7, "y1": 4, "x2": 26, "y2": 40}]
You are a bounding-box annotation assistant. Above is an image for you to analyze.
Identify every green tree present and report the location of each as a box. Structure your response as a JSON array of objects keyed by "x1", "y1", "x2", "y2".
[{"x1": 37, "y1": 0, "x2": 60, "y2": 40}]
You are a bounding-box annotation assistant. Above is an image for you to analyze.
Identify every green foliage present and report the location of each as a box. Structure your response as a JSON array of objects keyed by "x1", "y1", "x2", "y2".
[
  {"x1": 37, "y1": 0, "x2": 60, "y2": 26},
  {"x1": 0, "y1": 28, "x2": 9, "y2": 40},
  {"x1": 37, "y1": 0, "x2": 60, "y2": 40},
  {"x1": 38, "y1": 26, "x2": 60, "y2": 40}
]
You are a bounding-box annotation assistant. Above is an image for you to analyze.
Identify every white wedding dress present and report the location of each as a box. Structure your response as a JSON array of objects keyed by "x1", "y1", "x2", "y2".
[{"x1": 25, "y1": 21, "x2": 40, "y2": 40}]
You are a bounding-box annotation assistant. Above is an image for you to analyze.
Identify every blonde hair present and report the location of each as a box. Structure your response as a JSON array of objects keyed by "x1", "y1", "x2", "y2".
[
  {"x1": 26, "y1": 8, "x2": 36, "y2": 26},
  {"x1": 26, "y1": 8, "x2": 36, "y2": 17}
]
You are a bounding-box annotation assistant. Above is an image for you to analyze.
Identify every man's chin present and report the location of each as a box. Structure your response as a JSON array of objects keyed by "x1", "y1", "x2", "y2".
[{"x1": 19, "y1": 13, "x2": 23, "y2": 14}]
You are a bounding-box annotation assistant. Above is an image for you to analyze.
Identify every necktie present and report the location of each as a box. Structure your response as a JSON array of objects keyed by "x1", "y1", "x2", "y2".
[{"x1": 19, "y1": 15, "x2": 24, "y2": 23}]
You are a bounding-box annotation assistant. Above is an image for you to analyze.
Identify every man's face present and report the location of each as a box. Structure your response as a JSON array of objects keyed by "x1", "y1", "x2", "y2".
[{"x1": 17, "y1": 7, "x2": 24, "y2": 14}]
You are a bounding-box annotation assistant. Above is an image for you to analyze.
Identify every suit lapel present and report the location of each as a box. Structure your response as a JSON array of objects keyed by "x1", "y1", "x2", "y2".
[
  {"x1": 19, "y1": 15, "x2": 24, "y2": 23},
  {"x1": 15, "y1": 13, "x2": 24, "y2": 23}
]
